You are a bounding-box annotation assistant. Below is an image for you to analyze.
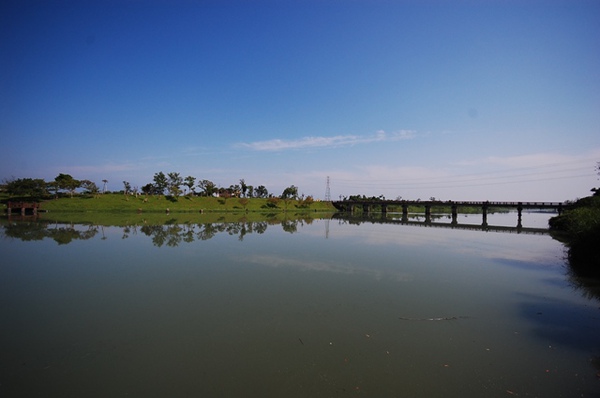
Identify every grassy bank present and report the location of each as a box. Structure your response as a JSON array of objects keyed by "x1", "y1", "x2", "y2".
[{"x1": 2, "y1": 193, "x2": 336, "y2": 214}]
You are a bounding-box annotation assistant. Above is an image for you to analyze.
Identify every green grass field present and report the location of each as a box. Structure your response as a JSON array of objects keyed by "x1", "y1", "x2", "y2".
[{"x1": 3, "y1": 193, "x2": 335, "y2": 214}]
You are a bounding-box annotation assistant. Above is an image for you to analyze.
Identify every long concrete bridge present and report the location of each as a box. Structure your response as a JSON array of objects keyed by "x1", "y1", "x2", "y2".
[{"x1": 331, "y1": 200, "x2": 567, "y2": 227}]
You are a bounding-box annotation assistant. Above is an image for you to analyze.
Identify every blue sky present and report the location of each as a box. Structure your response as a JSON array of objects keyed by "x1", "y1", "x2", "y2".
[{"x1": 1, "y1": 0, "x2": 599, "y2": 201}]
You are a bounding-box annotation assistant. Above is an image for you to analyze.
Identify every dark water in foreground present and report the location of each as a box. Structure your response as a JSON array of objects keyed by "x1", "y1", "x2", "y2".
[{"x1": 1, "y1": 212, "x2": 599, "y2": 397}]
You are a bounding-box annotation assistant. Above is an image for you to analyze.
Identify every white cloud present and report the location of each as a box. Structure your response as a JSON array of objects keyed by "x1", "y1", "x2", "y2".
[{"x1": 237, "y1": 130, "x2": 415, "y2": 151}]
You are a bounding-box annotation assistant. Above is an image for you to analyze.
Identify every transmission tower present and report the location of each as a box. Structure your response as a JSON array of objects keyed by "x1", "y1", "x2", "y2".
[{"x1": 325, "y1": 176, "x2": 331, "y2": 201}]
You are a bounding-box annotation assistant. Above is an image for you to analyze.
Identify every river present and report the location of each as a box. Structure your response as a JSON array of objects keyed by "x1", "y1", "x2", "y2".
[{"x1": 1, "y1": 211, "x2": 598, "y2": 397}]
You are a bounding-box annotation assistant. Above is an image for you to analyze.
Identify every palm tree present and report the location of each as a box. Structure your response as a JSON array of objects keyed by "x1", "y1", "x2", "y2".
[{"x1": 239, "y1": 179, "x2": 247, "y2": 198}]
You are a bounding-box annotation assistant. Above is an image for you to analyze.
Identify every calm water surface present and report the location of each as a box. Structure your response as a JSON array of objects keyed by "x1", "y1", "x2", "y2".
[{"x1": 1, "y1": 212, "x2": 599, "y2": 397}]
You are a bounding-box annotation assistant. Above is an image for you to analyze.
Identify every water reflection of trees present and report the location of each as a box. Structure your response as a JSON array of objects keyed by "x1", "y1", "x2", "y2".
[
  {"x1": 0, "y1": 215, "x2": 320, "y2": 247},
  {"x1": 1, "y1": 220, "x2": 98, "y2": 245},
  {"x1": 565, "y1": 265, "x2": 600, "y2": 302},
  {"x1": 138, "y1": 221, "x2": 275, "y2": 246},
  {"x1": 139, "y1": 218, "x2": 315, "y2": 246}
]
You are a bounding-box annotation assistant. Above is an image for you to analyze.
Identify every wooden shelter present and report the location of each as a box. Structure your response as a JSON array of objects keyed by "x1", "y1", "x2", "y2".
[{"x1": 6, "y1": 201, "x2": 40, "y2": 216}]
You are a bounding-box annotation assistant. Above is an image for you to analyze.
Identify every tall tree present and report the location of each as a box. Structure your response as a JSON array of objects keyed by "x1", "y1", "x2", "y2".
[
  {"x1": 153, "y1": 172, "x2": 168, "y2": 196},
  {"x1": 141, "y1": 183, "x2": 154, "y2": 196},
  {"x1": 281, "y1": 185, "x2": 298, "y2": 211},
  {"x1": 167, "y1": 172, "x2": 183, "y2": 197},
  {"x1": 255, "y1": 185, "x2": 269, "y2": 198},
  {"x1": 81, "y1": 180, "x2": 100, "y2": 198},
  {"x1": 198, "y1": 179, "x2": 217, "y2": 197},
  {"x1": 122, "y1": 181, "x2": 131, "y2": 201},
  {"x1": 55, "y1": 173, "x2": 80, "y2": 198},
  {"x1": 3, "y1": 177, "x2": 48, "y2": 198},
  {"x1": 184, "y1": 176, "x2": 196, "y2": 195},
  {"x1": 281, "y1": 185, "x2": 298, "y2": 199},
  {"x1": 239, "y1": 179, "x2": 247, "y2": 198}
]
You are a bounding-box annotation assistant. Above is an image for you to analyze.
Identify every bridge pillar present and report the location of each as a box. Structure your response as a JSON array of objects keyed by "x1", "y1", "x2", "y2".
[
  {"x1": 362, "y1": 204, "x2": 370, "y2": 213},
  {"x1": 381, "y1": 204, "x2": 387, "y2": 214},
  {"x1": 451, "y1": 205, "x2": 458, "y2": 224},
  {"x1": 425, "y1": 205, "x2": 431, "y2": 223},
  {"x1": 517, "y1": 203, "x2": 523, "y2": 228},
  {"x1": 400, "y1": 204, "x2": 408, "y2": 222},
  {"x1": 482, "y1": 203, "x2": 488, "y2": 226}
]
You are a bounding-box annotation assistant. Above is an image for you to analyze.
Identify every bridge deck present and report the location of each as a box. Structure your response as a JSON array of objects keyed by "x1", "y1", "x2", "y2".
[
  {"x1": 332, "y1": 200, "x2": 565, "y2": 208},
  {"x1": 332, "y1": 200, "x2": 567, "y2": 226}
]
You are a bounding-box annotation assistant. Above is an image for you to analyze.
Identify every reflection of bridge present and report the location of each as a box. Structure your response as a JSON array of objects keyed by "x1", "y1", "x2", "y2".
[
  {"x1": 332, "y1": 214, "x2": 550, "y2": 235},
  {"x1": 332, "y1": 200, "x2": 567, "y2": 228}
]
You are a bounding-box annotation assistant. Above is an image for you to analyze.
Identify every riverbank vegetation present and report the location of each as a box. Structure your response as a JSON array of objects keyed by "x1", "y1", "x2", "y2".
[
  {"x1": 1, "y1": 173, "x2": 309, "y2": 203},
  {"x1": 0, "y1": 172, "x2": 337, "y2": 214},
  {"x1": 549, "y1": 194, "x2": 600, "y2": 277}
]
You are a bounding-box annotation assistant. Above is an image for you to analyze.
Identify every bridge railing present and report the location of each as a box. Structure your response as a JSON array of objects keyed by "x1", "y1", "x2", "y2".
[{"x1": 332, "y1": 200, "x2": 566, "y2": 207}]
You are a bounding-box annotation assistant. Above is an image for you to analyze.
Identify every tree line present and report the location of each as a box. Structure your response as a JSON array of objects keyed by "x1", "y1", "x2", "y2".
[{"x1": 1, "y1": 172, "x2": 303, "y2": 201}]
